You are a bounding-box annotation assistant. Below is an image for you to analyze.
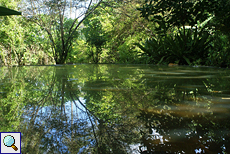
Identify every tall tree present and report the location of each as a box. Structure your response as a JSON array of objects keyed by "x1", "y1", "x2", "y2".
[{"x1": 21, "y1": 0, "x2": 104, "y2": 64}]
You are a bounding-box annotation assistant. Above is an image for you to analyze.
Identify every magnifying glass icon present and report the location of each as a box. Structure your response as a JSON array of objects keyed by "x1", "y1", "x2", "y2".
[{"x1": 3, "y1": 135, "x2": 18, "y2": 151}]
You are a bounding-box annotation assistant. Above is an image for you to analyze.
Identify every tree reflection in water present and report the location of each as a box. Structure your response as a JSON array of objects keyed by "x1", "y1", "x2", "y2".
[{"x1": 1, "y1": 65, "x2": 230, "y2": 153}]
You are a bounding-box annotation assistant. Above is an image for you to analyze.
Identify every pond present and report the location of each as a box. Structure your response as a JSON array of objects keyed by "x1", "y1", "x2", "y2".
[{"x1": 0, "y1": 64, "x2": 230, "y2": 154}]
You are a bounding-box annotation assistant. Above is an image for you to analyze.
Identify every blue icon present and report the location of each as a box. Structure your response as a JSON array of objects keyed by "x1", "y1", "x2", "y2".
[{"x1": 3, "y1": 135, "x2": 18, "y2": 151}]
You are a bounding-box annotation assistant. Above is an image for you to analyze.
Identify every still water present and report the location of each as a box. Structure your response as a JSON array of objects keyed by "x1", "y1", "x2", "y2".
[{"x1": 0, "y1": 64, "x2": 230, "y2": 154}]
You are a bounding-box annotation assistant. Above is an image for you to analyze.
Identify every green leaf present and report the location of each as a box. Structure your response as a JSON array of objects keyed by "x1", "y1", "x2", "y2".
[{"x1": 183, "y1": 56, "x2": 191, "y2": 65}]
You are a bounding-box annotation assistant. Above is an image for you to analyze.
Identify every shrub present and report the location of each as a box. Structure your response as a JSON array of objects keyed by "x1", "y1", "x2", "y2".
[{"x1": 135, "y1": 28, "x2": 213, "y2": 65}]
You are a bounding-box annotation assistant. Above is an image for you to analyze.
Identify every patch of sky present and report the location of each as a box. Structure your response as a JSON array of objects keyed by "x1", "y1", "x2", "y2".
[{"x1": 21, "y1": 96, "x2": 99, "y2": 153}]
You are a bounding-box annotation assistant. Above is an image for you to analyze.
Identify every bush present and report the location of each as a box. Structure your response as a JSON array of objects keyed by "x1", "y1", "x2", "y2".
[
  {"x1": 207, "y1": 32, "x2": 230, "y2": 67},
  {"x1": 135, "y1": 28, "x2": 213, "y2": 66}
]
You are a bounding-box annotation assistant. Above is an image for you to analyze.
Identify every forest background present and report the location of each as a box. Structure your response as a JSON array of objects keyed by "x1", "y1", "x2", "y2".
[{"x1": 1, "y1": 0, "x2": 230, "y2": 67}]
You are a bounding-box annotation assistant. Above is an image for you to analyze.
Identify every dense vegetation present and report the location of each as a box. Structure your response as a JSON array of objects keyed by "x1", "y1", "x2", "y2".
[{"x1": 1, "y1": 0, "x2": 230, "y2": 67}]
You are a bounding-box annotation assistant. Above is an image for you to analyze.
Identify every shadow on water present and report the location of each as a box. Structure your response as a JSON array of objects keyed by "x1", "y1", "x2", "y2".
[{"x1": 0, "y1": 64, "x2": 230, "y2": 153}]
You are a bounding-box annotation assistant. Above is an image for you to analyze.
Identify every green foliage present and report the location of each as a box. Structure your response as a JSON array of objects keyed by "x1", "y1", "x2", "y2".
[
  {"x1": 135, "y1": 37, "x2": 165, "y2": 64},
  {"x1": 1, "y1": 0, "x2": 230, "y2": 67},
  {"x1": 136, "y1": 28, "x2": 213, "y2": 65},
  {"x1": 207, "y1": 32, "x2": 230, "y2": 67},
  {"x1": 0, "y1": 0, "x2": 54, "y2": 66},
  {"x1": 212, "y1": 0, "x2": 230, "y2": 37},
  {"x1": 83, "y1": 18, "x2": 106, "y2": 49},
  {"x1": 54, "y1": 18, "x2": 79, "y2": 64},
  {"x1": 21, "y1": 0, "x2": 105, "y2": 64},
  {"x1": 167, "y1": 28, "x2": 212, "y2": 65},
  {"x1": 136, "y1": 0, "x2": 230, "y2": 67},
  {"x1": 82, "y1": 15, "x2": 107, "y2": 63},
  {"x1": 117, "y1": 43, "x2": 136, "y2": 63},
  {"x1": 66, "y1": 39, "x2": 88, "y2": 63},
  {"x1": 0, "y1": 1, "x2": 25, "y2": 65},
  {"x1": 70, "y1": 0, "x2": 148, "y2": 64},
  {"x1": 138, "y1": 0, "x2": 214, "y2": 33},
  {"x1": 0, "y1": 16, "x2": 52, "y2": 65}
]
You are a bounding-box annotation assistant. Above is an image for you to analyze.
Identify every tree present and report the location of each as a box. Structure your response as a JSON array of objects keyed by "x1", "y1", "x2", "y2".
[
  {"x1": 0, "y1": 0, "x2": 25, "y2": 65},
  {"x1": 212, "y1": 0, "x2": 230, "y2": 37},
  {"x1": 135, "y1": 0, "x2": 219, "y2": 65},
  {"x1": 104, "y1": 0, "x2": 150, "y2": 63},
  {"x1": 21, "y1": 0, "x2": 104, "y2": 64},
  {"x1": 138, "y1": 0, "x2": 215, "y2": 34},
  {"x1": 0, "y1": 0, "x2": 54, "y2": 66},
  {"x1": 82, "y1": 14, "x2": 107, "y2": 63},
  {"x1": 80, "y1": 0, "x2": 151, "y2": 63}
]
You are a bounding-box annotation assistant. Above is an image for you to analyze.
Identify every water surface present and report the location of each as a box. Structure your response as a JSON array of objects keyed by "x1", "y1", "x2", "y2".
[{"x1": 0, "y1": 64, "x2": 230, "y2": 153}]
